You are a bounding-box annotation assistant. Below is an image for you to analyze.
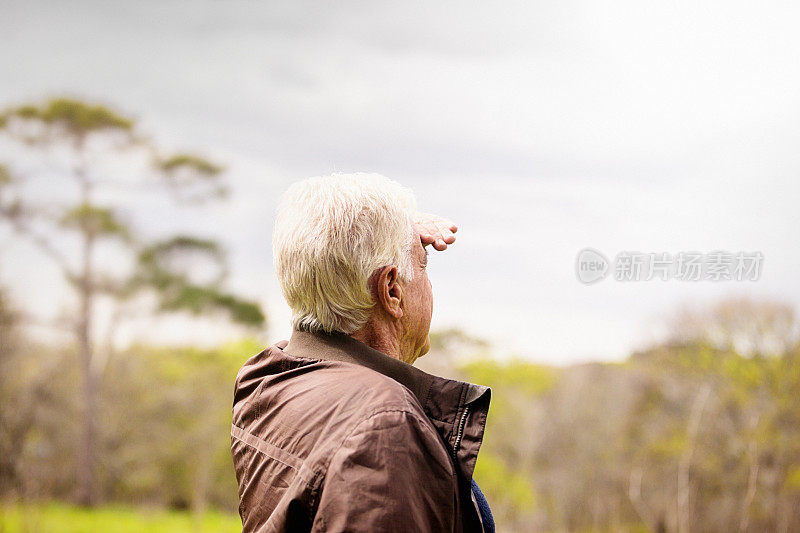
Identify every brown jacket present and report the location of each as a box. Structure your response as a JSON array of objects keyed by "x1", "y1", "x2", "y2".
[{"x1": 231, "y1": 329, "x2": 491, "y2": 532}]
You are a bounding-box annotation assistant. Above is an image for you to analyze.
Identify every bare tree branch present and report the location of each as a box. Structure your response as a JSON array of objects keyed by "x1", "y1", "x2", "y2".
[{"x1": 677, "y1": 382, "x2": 712, "y2": 533}]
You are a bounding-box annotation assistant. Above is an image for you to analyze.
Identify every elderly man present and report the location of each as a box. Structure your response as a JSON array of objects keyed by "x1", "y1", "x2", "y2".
[{"x1": 231, "y1": 173, "x2": 493, "y2": 532}]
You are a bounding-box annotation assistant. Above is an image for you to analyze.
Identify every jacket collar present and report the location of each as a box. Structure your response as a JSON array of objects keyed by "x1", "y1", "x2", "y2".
[{"x1": 281, "y1": 329, "x2": 491, "y2": 481}]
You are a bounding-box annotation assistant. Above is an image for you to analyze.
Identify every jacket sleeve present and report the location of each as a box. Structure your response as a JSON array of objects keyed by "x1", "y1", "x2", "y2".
[{"x1": 312, "y1": 409, "x2": 456, "y2": 532}]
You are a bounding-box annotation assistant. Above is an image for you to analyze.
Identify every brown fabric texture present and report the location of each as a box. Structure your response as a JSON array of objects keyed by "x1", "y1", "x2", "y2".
[{"x1": 230, "y1": 329, "x2": 491, "y2": 532}]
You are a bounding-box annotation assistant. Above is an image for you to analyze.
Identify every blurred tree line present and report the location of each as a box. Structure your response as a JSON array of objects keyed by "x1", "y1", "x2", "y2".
[
  {"x1": 1, "y1": 286, "x2": 256, "y2": 512},
  {"x1": 4, "y1": 291, "x2": 798, "y2": 532},
  {"x1": 419, "y1": 298, "x2": 800, "y2": 532}
]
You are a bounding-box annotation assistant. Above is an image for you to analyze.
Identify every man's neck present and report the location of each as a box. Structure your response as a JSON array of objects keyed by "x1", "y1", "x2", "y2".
[{"x1": 350, "y1": 320, "x2": 407, "y2": 363}]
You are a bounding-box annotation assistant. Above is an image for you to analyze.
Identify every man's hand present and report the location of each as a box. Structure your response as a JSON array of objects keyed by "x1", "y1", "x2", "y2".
[{"x1": 413, "y1": 213, "x2": 457, "y2": 251}]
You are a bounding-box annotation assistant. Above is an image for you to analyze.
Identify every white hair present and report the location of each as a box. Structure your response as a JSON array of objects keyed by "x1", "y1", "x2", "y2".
[{"x1": 273, "y1": 172, "x2": 417, "y2": 335}]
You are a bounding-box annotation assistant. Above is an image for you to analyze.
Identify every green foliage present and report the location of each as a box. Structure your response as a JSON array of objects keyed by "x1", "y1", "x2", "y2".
[
  {"x1": 0, "y1": 97, "x2": 259, "y2": 330},
  {"x1": 158, "y1": 286, "x2": 265, "y2": 326},
  {"x1": 0, "y1": 295, "x2": 266, "y2": 512},
  {"x1": 474, "y1": 452, "x2": 536, "y2": 509},
  {"x1": 0, "y1": 164, "x2": 10, "y2": 185},
  {"x1": 134, "y1": 237, "x2": 265, "y2": 327},
  {"x1": 648, "y1": 429, "x2": 689, "y2": 459},
  {"x1": 59, "y1": 203, "x2": 131, "y2": 241},
  {"x1": 0, "y1": 502, "x2": 239, "y2": 533},
  {"x1": 159, "y1": 154, "x2": 223, "y2": 176},
  {"x1": 453, "y1": 357, "x2": 557, "y2": 529},
  {"x1": 97, "y1": 339, "x2": 264, "y2": 511},
  {"x1": 786, "y1": 466, "x2": 800, "y2": 491},
  {"x1": 448, "y1": 320, "x2": 800, "y2": 532},
  {"x1": 158, "y1": 154, "x2": 228, "y2": 201},
  {"x1": 136, "y1": 237, "x2": 226, "y2": 289},
  {"x1": 3, "y1": 97, "x2": 133, "y2": 135},
  {"x1": 462, "y1": 357, "x2": 556, "y2": 396}
]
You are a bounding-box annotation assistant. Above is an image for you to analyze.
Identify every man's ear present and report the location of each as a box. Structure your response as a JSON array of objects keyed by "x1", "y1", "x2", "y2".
[{"x1": 375, "y1": 265, "x2": 403, "y2": 319}]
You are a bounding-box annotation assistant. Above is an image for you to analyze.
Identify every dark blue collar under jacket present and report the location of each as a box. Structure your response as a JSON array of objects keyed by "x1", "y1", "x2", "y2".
[{"x1": 471, "y1": 479, "x2": 495, "y2": 533}]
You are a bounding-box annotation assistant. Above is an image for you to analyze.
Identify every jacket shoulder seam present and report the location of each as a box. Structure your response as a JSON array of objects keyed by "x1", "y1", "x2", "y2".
[{"x1": 230, "y1": 423, "x2": 317, "y2": 487}]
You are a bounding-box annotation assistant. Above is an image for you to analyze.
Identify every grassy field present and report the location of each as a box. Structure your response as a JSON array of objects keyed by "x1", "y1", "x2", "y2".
[{"x1": 0, "y1": 503, "x2": 240, "y2": 533}]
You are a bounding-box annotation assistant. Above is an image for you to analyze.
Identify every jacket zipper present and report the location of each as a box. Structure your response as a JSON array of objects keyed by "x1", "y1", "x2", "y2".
[{"x1": 452, "y1": 405, "x2": 470, "y2": 459}]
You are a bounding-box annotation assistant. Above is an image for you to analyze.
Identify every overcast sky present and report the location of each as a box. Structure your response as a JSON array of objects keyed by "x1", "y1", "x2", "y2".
[{"x1": 2, "y1": 0, "x2": 799, "y2": 363}]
